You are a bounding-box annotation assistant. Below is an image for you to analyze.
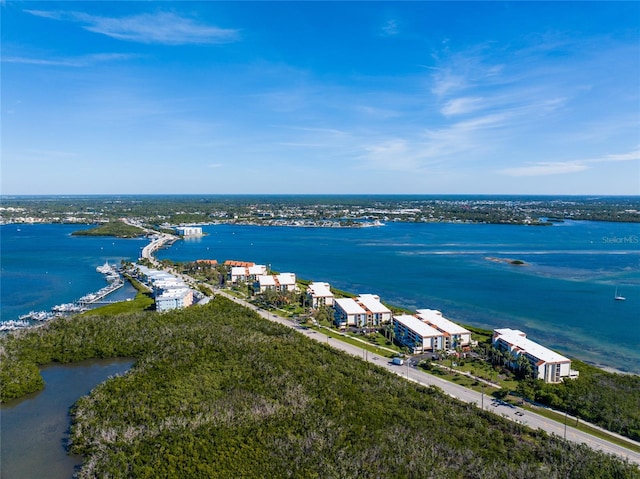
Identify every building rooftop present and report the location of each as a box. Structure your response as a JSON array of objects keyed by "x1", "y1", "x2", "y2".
[
  {"x1": 357, "y1": 294, "x2": 391, "y2": 314},
  {"x1": 258, "y1": 275, "x2": 276, "y2": 287},
  {"x1": 307, "y1": 282, "x2": 333, "y2": 297},
  {"x1": 416, "y1": 309, "x2": 470, "y2": 335},
  {"x1": 494, "y1": 328, "x2": 570, "y2": 364},
  {"x1": 334, "y1": 297, "x2": 367, "y2": 315},
  {"x1": 157, "y1": 288, "x2": 190, "y2": 300},
  {"x1": 196, "y1": 259, "x2": 218, "y2": 265},
  {"x1": 224, "y1": 260, "x2": 255, "y2": 267},
  {"x1": 394, "y1": 314, "x2": 443, "y2": 338},
  {"x1": 257, "y1": 273, "x2": 296, "y2": 287},
  {"x1": 275, "y1": 273, "x2": 296, "y2": 285},
  {"x1": 249, "y1": 265, "x2": 268, "y2": 275}
]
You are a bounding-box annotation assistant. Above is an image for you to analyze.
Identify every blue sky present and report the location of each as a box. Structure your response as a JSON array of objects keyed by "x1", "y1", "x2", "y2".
[{"x1": 2, "y1": 1, "x2": 639, "y2": 195}]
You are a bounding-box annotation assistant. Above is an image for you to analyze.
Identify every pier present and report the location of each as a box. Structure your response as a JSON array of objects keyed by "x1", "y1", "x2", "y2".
[{"x1": 77, "y1": 280, "x2": 124, "y2": 306}]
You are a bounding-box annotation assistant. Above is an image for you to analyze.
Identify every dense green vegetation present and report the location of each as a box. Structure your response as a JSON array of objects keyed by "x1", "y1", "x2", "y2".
[
  {"x1": 72, "y1": 220, "x2": 146, "y2": 238},
  {"x1": 0, "y1": 297, "x2": 637, "y2": 478}
]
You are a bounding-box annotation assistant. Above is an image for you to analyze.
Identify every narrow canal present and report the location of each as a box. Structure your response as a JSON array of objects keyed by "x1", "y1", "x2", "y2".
[{"x1": 1, "y1": 358, "x2": 133, "y2": 479}]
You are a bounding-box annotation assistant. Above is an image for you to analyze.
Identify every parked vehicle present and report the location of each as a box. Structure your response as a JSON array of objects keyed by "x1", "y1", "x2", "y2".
[{"x1": 391, "y1": 357, "x2": 404, "y2": 366}]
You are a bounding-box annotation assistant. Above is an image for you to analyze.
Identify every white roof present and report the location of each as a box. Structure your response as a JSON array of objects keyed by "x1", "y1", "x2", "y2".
[
  {"x1": 276, "y1": 273, "x2": 296, "y2": 285},
  {"x1": 249, "y1": 265, "x2": 267, "y2": 275},
  {"x1": 157, "y1": 289, "x2": 190, "y2": 299},
  {"x1": 149, "y1": 272, "x2": 174, "y2": 280},
  {"x1": 334, "y1": 298, "x2": 366, "y2": 315},
  {"x1": 494, "y1": 328, "x2": 570, "y2": 364},
  {"x1": 416, "y1": 309, "x2": 470, "y2": 335},
  {"x1": 258, "y1": 275, "x2": 276, "y2": 287},
  {"x1": 231, "y1": 266, "x2": 247, "y2": 276},
  {"x1": 357, "y1": 294, "x2": 391, "y2": 314},
  {"x1": 394, "y1": 314, "x2": 443, "y2": 338},
  {"x1": 307, "y1": 282, "x2": 333, "y2": 297},
  {"x1": 257, "y1": 273, "x2": 296, "y2": 287},
  {"x1": 232, "y1": 265, "x2": 266, "y2": 277}
]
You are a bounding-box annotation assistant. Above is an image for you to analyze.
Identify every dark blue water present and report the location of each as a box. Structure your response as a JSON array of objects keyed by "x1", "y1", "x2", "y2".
[
  {"x1": 1, "y1": 224, "x2": 145, "y2": 320},
  {"x1": 157, "y1": 221, "x2": 640, "y2": 373}
]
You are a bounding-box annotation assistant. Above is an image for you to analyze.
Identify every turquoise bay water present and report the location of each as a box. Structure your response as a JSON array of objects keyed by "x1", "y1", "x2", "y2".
[
  {"x1": 157, "y1": 221, "x2": 640, "y2": 373},
  {"x1": 1, "y1": 221, "x2": 638, "y2": 372},
  {"x1": 1, "y1": 224, "x2": 145, "y2": 320}
]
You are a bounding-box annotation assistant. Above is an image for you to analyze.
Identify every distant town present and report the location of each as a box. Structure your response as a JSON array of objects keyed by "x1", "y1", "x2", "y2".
[{"x1": 1, "y1": 194, "x2": 639, "y2": 226}]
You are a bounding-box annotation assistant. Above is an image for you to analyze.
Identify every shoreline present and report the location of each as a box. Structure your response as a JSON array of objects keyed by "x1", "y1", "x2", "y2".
[{"x1": 2, "y1": 222, "x2": 638, "y2": 377}]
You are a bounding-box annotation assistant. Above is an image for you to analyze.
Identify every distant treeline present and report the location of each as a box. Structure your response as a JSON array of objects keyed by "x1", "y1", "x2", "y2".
[
  {"x1": 71, "y1": 221, "x2": 146, "y2": 238},
  {"x1": 2, "y1": 195, "x2": 639, "y2": 225},
  {"x1": 0, "y1": 297, "x2": 637, "y2": 478}
]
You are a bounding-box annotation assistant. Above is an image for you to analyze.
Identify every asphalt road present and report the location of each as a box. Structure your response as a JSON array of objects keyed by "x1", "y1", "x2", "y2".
[{"x1": 218, "y1": 291, "x2": 640, "y2": 465}]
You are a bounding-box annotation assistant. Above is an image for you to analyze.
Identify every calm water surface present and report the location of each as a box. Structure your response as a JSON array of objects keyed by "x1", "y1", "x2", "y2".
[
  {"x1": 1, "y1": 223, "x2": 145, "y2": 321},
  {"x1": 0, "y1": 359, "x2": 133, "y2": 479},
  {"x1": 1, "y1": 221, "x2": 638, "y2": 371}
]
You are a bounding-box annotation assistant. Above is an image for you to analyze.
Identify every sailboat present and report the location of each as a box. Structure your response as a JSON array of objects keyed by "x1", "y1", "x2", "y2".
[{"x1": 614, "y1": 287, "x2": 626, "y2": 301}]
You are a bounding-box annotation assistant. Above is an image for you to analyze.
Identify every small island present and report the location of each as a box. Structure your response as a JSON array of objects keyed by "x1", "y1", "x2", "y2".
[
  {"x1": 72, "y1": 221, "x2": 146, "y2": 238},
  {"x1": 485, "y1": 257, "x2": 529, "y2": 266}
]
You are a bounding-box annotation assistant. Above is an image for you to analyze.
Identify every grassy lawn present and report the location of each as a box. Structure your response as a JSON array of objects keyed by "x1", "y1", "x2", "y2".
[
  {"x1": 226, "y1": 289, "x2": 247, "y2": 299},
  {"x1": 521, "y1": 403, "x2": 640, "y2": 454},
  {"x1": 435, "y1": 357, "x2": 520, "y2": 391},
  {"x1": 311, "y1": 326, "x2": 396, "y2": 358},
  {"x1": 82, "y1": 292, "x2": 154, "y2": 316},
  {"x1": 421, "y1": 364, "x2": 500, "y2": 392},
  {"x1": 82, "y1": 276, "x2": 154, "y2": 315}
]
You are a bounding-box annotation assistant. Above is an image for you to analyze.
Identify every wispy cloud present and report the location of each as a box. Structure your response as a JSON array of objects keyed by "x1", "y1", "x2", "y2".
[
  {"x1": 500, "y1": 161, "x2": 588, "y2": 177},
  {"x1": 500, "y1": 149, "x2": 640, "y2": 177},
  {"x1": 440, "y1": 96, "x2": 485, "y2": 116},
  {"x1": 380, "y1": 19, "x2": 399, "y2": 37},
  {"x1": 2, "y1": 53, "x2": 138, "y2": 67},
  {"x1": 25, "y1": 10, "x2": 239, "y2": 45},
  {"x1": 362, "y1": 139, "x2": 422, "y2": 171}
]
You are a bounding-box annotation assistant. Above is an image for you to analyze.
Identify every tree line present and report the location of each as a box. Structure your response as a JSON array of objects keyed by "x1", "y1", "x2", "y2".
[{"x1": 1, "y1": 297, "x2": 637, "y2": 478}]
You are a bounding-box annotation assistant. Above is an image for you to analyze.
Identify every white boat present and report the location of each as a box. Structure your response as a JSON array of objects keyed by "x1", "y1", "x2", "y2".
[
  {"x1": 614, "y1": 288, "x2": 626, "y2": 301},
  {"x1": 96, "y1": 261, "x2": 112, "y2": 274}
]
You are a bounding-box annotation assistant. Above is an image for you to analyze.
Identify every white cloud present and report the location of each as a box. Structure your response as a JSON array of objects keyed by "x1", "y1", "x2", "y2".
[
  {"x1": 500, "y1": 161, "x2": 589, "y2": 177},
  {"x1": 440, "y1": 97, "x2": 485, "y2": 116},
  {"x1": 602, "y1": 150, "x2": 640, "y2": 163},
  {"x1": 2, "y1": 53, "x2": 138, "y2": 67},
  {"x1": 362, "y1": 139, "x2": 420, "y2": 171},
  {"x1": 430, "y1": 70, "x2": 468, "y2": 97},
  {"x1": 381, "y1": 19, "x2": 399, "y2": 37},
  {"x1": 499, "y1": 149, "x2": 640, "y2": 177},
  {"x1": 25, "y1": 10, "x2": 239, "y2": 45}
]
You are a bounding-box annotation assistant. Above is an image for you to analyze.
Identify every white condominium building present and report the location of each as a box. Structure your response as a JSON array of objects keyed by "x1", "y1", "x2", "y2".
[
  {"x1": 393, "y1": 314, "x2": 444, "y2": 353},
  {"x1": 333, "y1": 298, "x2": 367, "y2": 328},
  {"x1": 416, "y1": 309, "x2": 471, "y2": 349},
  {"x1": 306, "y1": 282, "x2": 335, "y2": 308},
  {"x1": 333, "y1": 294, "x2": 392, "y2": 329},
  {"x1": 256, "y1": 273, "x2": 298, "y2": 293},
  {"x1": 492, "y1": 328, "x2": 577, "y2": 383},
  {"x1": 231, "y1": 264, "x2": 268, "y2": 283}
]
